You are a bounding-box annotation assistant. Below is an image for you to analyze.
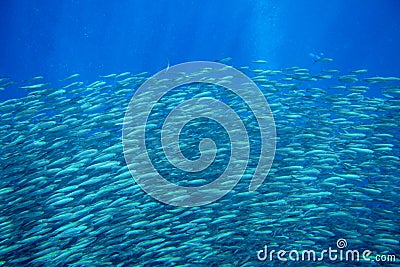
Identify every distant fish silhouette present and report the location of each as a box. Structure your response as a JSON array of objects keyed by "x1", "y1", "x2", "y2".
[
  {"x1": 214, "y1": 57, "x2": 232, "y2": 63},
  {"x1": 309, "y1": 52, "x2": 333, "y2": 63}
]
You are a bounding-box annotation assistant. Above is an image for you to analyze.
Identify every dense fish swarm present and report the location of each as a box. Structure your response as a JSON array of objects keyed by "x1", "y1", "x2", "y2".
[{"x1": 0, "y1": 60, "x2": 399, "y2": 266}]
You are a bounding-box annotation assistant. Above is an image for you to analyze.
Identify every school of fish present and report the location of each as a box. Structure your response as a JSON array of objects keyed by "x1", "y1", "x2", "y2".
[{"x1": 0, "y1": 59, "x2": 399, "y2": 266}]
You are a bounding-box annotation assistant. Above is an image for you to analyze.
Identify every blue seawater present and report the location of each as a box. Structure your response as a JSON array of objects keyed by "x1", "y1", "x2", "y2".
[{"x1": 0, "y1": 1, "x2": 399, "y2": 266}]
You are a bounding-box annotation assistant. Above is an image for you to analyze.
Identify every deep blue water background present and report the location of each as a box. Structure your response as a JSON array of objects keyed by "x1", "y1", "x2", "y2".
[{"x1": 1, "y1": 0, "x2": 399, "y2": 100}]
